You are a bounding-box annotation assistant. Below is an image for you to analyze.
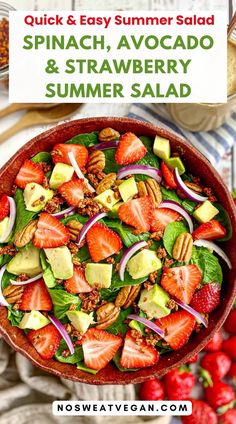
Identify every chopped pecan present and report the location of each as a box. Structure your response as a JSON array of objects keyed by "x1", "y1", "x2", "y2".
[
  {"x1": 77, "y1": 198, "x2": 107, "y2": 217},
  {"x1": 185, "y1": 181, "x2": 203, "y2": 193},
  {"x1": 14, "y1": 220, "x2": 38, "y2": 248},
  {"x1": 80, "y1": 290, "x2": 100, "y2": 312},
  {"x1": 3, "y1": 284, "x2": 24, "y2": 305},
  {"x1": 172, "y1": 232, "x2": 193, "y2": 262},
  {"x1": 96, "y1": 302, "x2": 120, "y2": 329},
  {"x1": 138, "y1": 178, "x2": 162, "y2": 207},
  {"x1": 66, "y1": 219, "x2": 83, "y2": 241},
  {"x1": 98, "y1": 127, "x2": 120, "y2": 143},
  {"x1": 87, "y1": 150, "x2": 105, "y2": 174},
  {"x1": 115, "y1": 285, "x2": 141, "y2": 309},
  {"x1": 0, "y1": 244, "x2": 16, "y2": 256},
  {"x1": 43, "y1": 195, "x2": 64, "y2": 214},
  {"x1": 96, "y1": 173, "x2": 117, "y2": 194}
]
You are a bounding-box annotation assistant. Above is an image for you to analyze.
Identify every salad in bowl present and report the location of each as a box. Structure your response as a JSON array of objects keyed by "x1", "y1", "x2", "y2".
[{"x1": 0, "y1": 121, "x2": 234, "y2": 378}]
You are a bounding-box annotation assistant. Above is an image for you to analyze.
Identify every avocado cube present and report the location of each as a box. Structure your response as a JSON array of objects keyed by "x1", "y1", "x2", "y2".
[
  {"x1": 0, "y1": 217, "x2": 9, "y2": 238},
  {"x1": 44, "y1": 246, "x2": 73, "y2": 280},
  {"x1": 7, "y1": 246, "x2": 42, "y2": 277},
  {"x1": 153, "y1": 135, "x2": 171, "y2": 161},
  {"x1": 94, "y1": 189, "x2": 120, "y2": 211},
  {"x1": 85, "y1": 263, "x2": 113, "y2": 289},
  {"x1": 67, "y1": 311, "x2": 94, "y2": 334},
  {"x1": 24, "y1": 183, "x2": 53, "y2": 212},
  {"x1": 19, "y1": 310, "x2": 50, "y2": 330},
  {"x1": 118, "y1": 177, "x2": 138, "y2": 202},
  {"x1": 193, "y1": 200, "x2": 219, "y2": 224},
  {"x1": 49, "y1": 163, "x2": 74, "y2": 189},
  {"x1": 127, "y1": 249, "x2": 162, "y2": 279},
  {"x1": 129, "y1": 320, "x2": 143, "y2": 333},
  {"x1": 138, "y1": 284, "x2": 171, "y2": 319},
  {"x1": 166, "y1": 157, "x2": 185, "y2": 175}
]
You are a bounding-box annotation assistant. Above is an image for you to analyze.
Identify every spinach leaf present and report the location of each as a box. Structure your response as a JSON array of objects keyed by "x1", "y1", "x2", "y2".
[
  {"x1": 2, "y1": 269, "x2": 16, "y2": 289},
  {"x1": 66, "y1": 132, "x2": 98, "y2": 147},
  {"x1": 40, "y1": 250, "x2": 56, "y2": 288},
  {"x1": 161, "y1": 187, "x2": 182, "y2": 204},
  {"x1": 111, "y1": 268, "x2": 147, "y2": 289},
  {"x1": 55, "y1": 339, "x2": 83, "y2": 364},
  {"x1": 7, "y1": 306, "x2": 23, "y2": 327},
  {"x1": 106, "y1": 307, "x2": 133, "y2": 335},
  {"x1": 100, "y1": 287, "x2": 120, "y2": 302},
  {"x1": 139, "y1": 136, "x2": 153, "y2": 152},
  {"x1": 49, "y1": 288, "x2": 81, "y2": 319},
  {"x1": 77, "y1": 362, "x2": 99, "y2": 374},
  {"x1": 76, "y1": 245, "x2": 90, "y2": 262},
  {"x1": 0, "y1": 254, "x2": 12, "y2": 268},
  {"x1": 190, "y1": 246, "x2": 223, "y2": 285},
  {"x1": 104, "y1": 218, "x2": 149, "y2": 248},
  {"x1": 13, "y1": 189, "x2": 37, "y2": 239},
  {"x1": 103, "y1": 149, "x2": 120, "y2": 173},
  {"x1": 163, "y1": 221, "x2": 188, "y2": 256},
  {"x1": 214, "y1": 203, "x2": 232, "y2": 242},
  {"x1": 136, "y1": 151, "x2": 159, "y2": 169},
  {"x1": 182, "y1": 199, "x2": 197, "y2": 215},
  {"x1": 61, "y1": 213, "x2": 88, "y2": 226},
  {"x1": 113, "y1": 350, "x2": 139, "y2": 372},
  {"x1": 31, "y1": 152, "x2": 51, "y2": 164}
]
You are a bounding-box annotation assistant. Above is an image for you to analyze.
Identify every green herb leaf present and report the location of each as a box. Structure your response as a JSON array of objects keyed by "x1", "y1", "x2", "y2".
[
  {"x1": 77, "y1": 362, "x2": 99, "y2": 374},
  {"x1": 49, "y1": 288, "x2": 81, "y2": 319},
  {"x1": 7, "y1": 306, "x2": 24, "y2": 327},
  {"x1": 13, "y1": 189, "x2": 37, "y2": 239},
  {"x1": 163, "y1": 221, "x2": 188, "y2": 256},
  {"x1": 66, "y1": 132, "x2": 98, "y2": 147},
  {"x1": 55, "y1": 339, "x2": 83, "y2": 364},
  {"x1": 40, "y1": 250, "x2": 56, "y2": 288},
  {"x1": 106, "y1": 307, "x2": 133, "y2": 335},
  {"x1": 190, "y1": 246, "x2": 223, "y2": 285},
  {"x1": 31, "y1": 152, "x2": 51, "y2": 164}
]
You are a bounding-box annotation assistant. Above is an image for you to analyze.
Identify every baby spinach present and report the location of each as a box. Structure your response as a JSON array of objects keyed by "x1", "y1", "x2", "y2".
[
  {"x1": 0, "y1": 253, "x2": 12, "y2": 268},
  {"x1": 13, "y1": 189, "x2": 37, "y2": 239},
  {"x1": 66, "y1": 131, "x2": 98, "y2": 147},
  {"x1": 40, "y1": 250, "x2": 56, "y2": 288},
  {"x1": 31, "y1": 152, "x2": 51, "y2": 164},
  {"x1": 61, "y1": 213, "x2": 88, "y2": 226},
  {"x1": 103, "y1": 218, "x2": 149, "y2": 248},
  {"x1": 139, "y1": 135, "x2": 153, "y2": 152},
  {"x1": 161, "y1": 187, "x2": 182, "y2": 204},
  {"x1": 106, "y1": 307, "x2": 133, "y2": 336},
  {"x1": 113, "y1": 350, "x2": 139, "y2": 372},
  {"x1": 76, "y1": 245, "x2": 90, "y2": 262},
  {"x1": 77, "y1": 362, "x2": 99, "y2": 374},
  {"x1": 55, "y1": 339, "x2": 83, "y2": 364},
  {"x1": 182, "y1": 199, "x2": 197, "y2": 215},
  {"x1": 49, "y1": 288, "x2": 81, "y2": 320},
  {"x1": 1, "y1": 269, "x2": 16, "y2": 290},
  {"x1": 214, "y1": 203, "x2": 232, "y2": 242},
  {"x1": 100, "y1": 287, "x2": 120, "y2": 303},
  {"x1": 163, "y1": 221, "x2": 188, "y2": 256},
  {"x1": 7, "y1": 306, "x2": 23, "y2": 327},
  {"x1": 190, "y1": 246, "x2": 223, "y2": 285},
  {"x1": 103, "y1": 149, "x2": 120, "y2": 173}
]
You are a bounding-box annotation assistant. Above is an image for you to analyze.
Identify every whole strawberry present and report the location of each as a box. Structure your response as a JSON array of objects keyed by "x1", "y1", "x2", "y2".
[
  {"x1": 222, "y1": 336, "x2": 236, "y2": 360},
  {"x1": 219, "y1": 409, "x2": 236, "y2": 424},
  {"x1": 224, "y1": 309, "x2": 236, "y2": 334},
  {"x1": 139, "y1": 378, "x2": 165, "y2": 401},
  {"x1": 163, "y1": 367, "x2": 195, "y2": 400},
  {"x1": 200, "y1": 351, "x2": 232, "y2": 380},
  {"x1": 204, "y1": 381, "x2": 235, "y2": 409},
  {"x1": 181, "y1": 399, "x2": 217, "y2": 424},
  {"x1": 190, "y1": 283, "x2": 220, "y2": 313},
  {"x1": 186, "y1": 354, "x2": 198, "y2": 364},
  {"x1": 227, "y1": 362, "x2": 236, "y2": 382},
  {"x1": 204, "y1": 330, "x2": 223, "y2": 352}
]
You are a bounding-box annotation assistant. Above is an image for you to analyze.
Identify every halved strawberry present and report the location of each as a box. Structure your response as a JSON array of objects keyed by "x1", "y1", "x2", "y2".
[
  {"x1": 27, "y1": 323, "x2": 61, "y2": 359},
  {"x1": 192, "y1": 220, "x2": 227, "y2": 241},
  {"x1": 150, "y1": 208, "x2": 181, "y2": 234},
  {"x1": 161, "y1": 161, "x2": 177, "y2": 189},
  {"x1": 51, "y1": 144, "x2": 88, "y2": 169},
  {"x1": 156, "y1": 310, "x2": 196, "y2": 350},
  {"x1": 20, "y1": 279, "x2": 52, "y2": 311},
  {"x1": 82, "y1": 328, "x2": 123, "y2": 370},
  {"x1": 58, "y1": 179, "x2": 85, "y2": 207},
  {"x1": 64, "y1": 266, "x2": 92, "y2": 294},
  {"x1": 86, "y1": 222, "x2": 122, "y2": 263},
  {"x1": 115, "y1": 132, "x2": 147, "y2": 165},
  {"x1": 120, "y1": 330, "x2": 159, "y2": 369},
  {"x1": 118, "y1": 196, "x2": 154, "y2": 233},
  {"x1": 33, "y1": 213, "x2": 70, "y2": 248},
  {"x1": 0, "y1": 194, "x2": 9, "y2": 221},
  {"x1": 190, "y1": 283, "x2": 221, "y2": 313},
  {"x1": 15, "y1": 160, "x2": 44, "y2": 189},
  {"x1": 161, "y1": 265, "x2": 202, "y2": 304}
]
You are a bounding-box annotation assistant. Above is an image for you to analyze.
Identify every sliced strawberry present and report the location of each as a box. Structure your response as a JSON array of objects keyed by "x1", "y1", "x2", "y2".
[
  {"x1": 82, "y1": 328, "x2": 122, "y2": 370},
  {"x1": 118, "y1": 196, "x2": 154, "y2": 233},
  {"x1": 86, "y1": 222, "x2": 122, "y2": 263},
  {"x1": 190, "y1": 283, "x2": 221, "y2": 313},
  {"x1": 192, "y1": 220, "x2": 227, "y2": 241},
  {"x1": 150, "y1": 208, "x2": 180, "y2": 234},
  {"x1": 161, "y1": 265, "x2": 202, "y2": 304},
  {"x1": 65, "y1": 266, "x2": 92, "y2": 294},
  {"x1": 120, "y1": 330, "x2": 159, "y2": 369},
  {"x1": 156, "y1": 310, "x2": 196, "y2": 350},
  {"x1": 161, "y1": 161, "x2": 177, "y2": 189},
  {"x1": 0, "y1": 194, "x2": 9, "y2": 221},
  {"x1": 15, "y1": 159, "x2": 44, "y2": 189},
  {"x1": 28, "y1": 323, "x2": 61, "y2": 359},
  {"x1": 51, "y1": 144, "x2": 88, "y2": 169},
  {"x1": 20, "y1": 279, "x2": 52, "y2": 311},
  {"x1": 115, "y1": 132, "x2": 147, "y2": 165},
  {"x1": 33, "y1": 212, "x2": 70, "y2": 248},
  {"x1": 58, "y1": 179, "x2": 85, "y2": 206}
]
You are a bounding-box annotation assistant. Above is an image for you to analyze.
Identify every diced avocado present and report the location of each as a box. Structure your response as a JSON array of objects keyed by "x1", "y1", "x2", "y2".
[
  {"x1": 127, "y1": 249, "x2": 162, "y2": 279},
  {"x1": 19, "y1": 310, "x2": 50, "y2": 330},
  {"x1": 44, "y1": 246, "x2": 73, "y2": 280},
  {"x1": 95, "y1": 189, "x2": 120, "y2": 211},
  {"x1": 153, "y1": 135, "x2": 171, "y2": 161},
  {"x1": 109, "y1": 202, "x2": 123, "y2": 218},
  {"x1": 7, "y1": 246, "x2": 42, "y2": 277},
  {"x1": 166, "y1": 157, "x2": 185, "y2": 175},
  {"x1": 24, "y1": 183, "x2": 53, "y2": 212},
  {"x1": 0, "y1": 217, "x2": 9, "y2": 238},
  {"x1": 193, "y1": 200, "x2": 219, "y2": 224},
  {"x1": 49, "y1": 163, "x2": 74, "y2": 189},
  {"x1": 85, "y1": 263, "x2": 112, "y2": 289},
  {"x1": 129, "y1": 320, "x2": 143, "y2": 333},
  {"x1": 67, "y1": 310, "x2": 94, "y2": 334},
  {"x1": 138, "y1": 284, "x2": 171, "y2": 319},
  {"x1": 118, "y1": 177, "x2": 138, "y2": 202}
]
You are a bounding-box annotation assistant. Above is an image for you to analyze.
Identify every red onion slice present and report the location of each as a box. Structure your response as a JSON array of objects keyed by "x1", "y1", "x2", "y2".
[
  {"x1": 127, "y1": 314, "x2": 165, "y2": 337},
  {"x1": 52, "y1": 206, "x2": 76, "y2": 219},
  {"x1": 159, "y1": 201, "x2": 194, "y2": 233},
  {"x1": 194, "y1": 240, "x2": 232, "y2": 269},
  {"x1": 0, "y1": 265, "x2": 9, "y2": 307},
  {"x1": 117, "y1": 165, "x2": 162, "y2": 183},
  {"x1": 88, "y1": 140, "x2": 119, "y2": 152},
  {"x1": 174, "y1": 168, "x2": 208, "y2": 203},
  {"x1": 0, "y1": 197, "x2": 16, "y2": 243},
  {"x1": 49, "y1": 315, "x2": 74, "y2": 355},
  {"x1": 68, "y1": 151, "x2": 95, "y2": 193},
  {"x1": 119, "y1": 241, "x2": 148, "y2": 281},
  {"x1": 175, "y1": 299, "x2": 208, "y2": 328},
  {"x1": 10, "y1": 273, "x2": 43, "y2": 286},
  {"x1": 77, "y1": 212, "x2": 108, "y2": 245}
]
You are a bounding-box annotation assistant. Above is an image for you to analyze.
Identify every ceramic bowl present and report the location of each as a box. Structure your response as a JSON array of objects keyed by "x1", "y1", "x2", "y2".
[{"x1": 0, "y1": 117, "x2": 235, "y2": 385}]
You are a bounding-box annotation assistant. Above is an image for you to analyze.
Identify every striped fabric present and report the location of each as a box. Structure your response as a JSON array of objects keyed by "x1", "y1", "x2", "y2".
[{"x1": 128, "y1": 103, "x2": 236, "y2": 165}]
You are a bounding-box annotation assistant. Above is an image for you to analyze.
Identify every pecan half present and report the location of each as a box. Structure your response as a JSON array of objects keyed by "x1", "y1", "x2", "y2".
[
  {"x1": 138, "y1": 178, "x2": 162, "y2": 207},
  {"x1": 14, "y1": 220, "x2": 38, "y2": 247},
  {"x1": 172, "y1": 232, "x2": 193, "y2": 262},
  {"x1": 87, "y1": 150, "x2": 105, "y2": 174},
  {"x1": 98, "y1": 127, "x2": 120, "y2": 143},
  {"x1": 96, "y1": 173, "x2": 117, "y2": 195},
  {"x1": 185, "y1": 181, "x2": 203, "y2": 194},
  {"x1": 96, "y1": 302, "x2": 120, "y2": 329},
  {"x1": 115, "y1": 285, "x2": 141, "y2": 309},
  {"x1": 66, "y1": 220, "x2": 83, "y2": 241},
  {"x1": 3, "y1": 284, "x2": 24, "y2": 305}
]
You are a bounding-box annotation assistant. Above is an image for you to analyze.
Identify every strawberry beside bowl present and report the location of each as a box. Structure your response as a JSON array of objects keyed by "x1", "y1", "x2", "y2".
[{"x1": 0, "y1": 117, "x2": 235, "y2": 385}]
